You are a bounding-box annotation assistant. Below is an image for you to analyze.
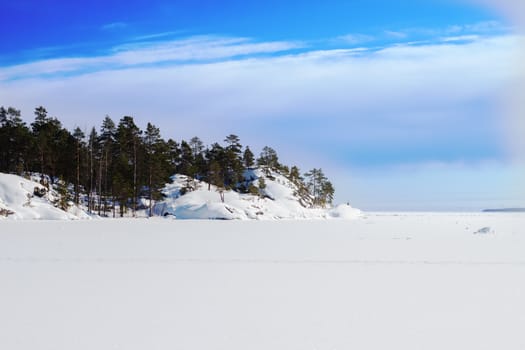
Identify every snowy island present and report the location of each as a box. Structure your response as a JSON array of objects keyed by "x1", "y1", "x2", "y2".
[{"x1": 0, "y1": 170, "x2": 360, "y2": 221}]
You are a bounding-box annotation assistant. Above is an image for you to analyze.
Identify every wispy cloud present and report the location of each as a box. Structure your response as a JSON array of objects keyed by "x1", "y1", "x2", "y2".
[
  {"x1": 101, "y1": 22, "x2": 128, "y2": 31},
  {"x1": 384, "y1": 30, "x2": 408, "y2": 39},
  {"x1": 382, "y1": 20, "x2": 510, "y2": 43},
  {"x1": 326, "y1": 20, "x2": 508, "y2": 50},
  {"x1": 2, "y1": 20, "x2": 510, "y2": 82},
  {"x1": 111, "y1": 36, "x2": 304, "y2": 64},
  {"x1": 0, "y1": 36, "x2": 304, "y2": 81},
  {"x1": 334, "y1": 33, "x2": 375, "y2": 45},
  {"x1": 1, "y1": 33, "x2": 519, "y2": 150},
  {"x1": 440, "y1": 35, "x2": 480, "y2": 42},
  {"x1": 446, "y1": 20, "x2": 509, "y2": 34},
  {"x1": 131, "y1": 31, "x2": 185, "y2": 41}
]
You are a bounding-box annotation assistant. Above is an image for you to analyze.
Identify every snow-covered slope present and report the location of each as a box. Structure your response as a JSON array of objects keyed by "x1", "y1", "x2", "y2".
[
  {"x1": 0, "y1": 173, "x2": 88, "y2": 220},
  {"x1": 155, "y1": 169, "x2": 361, "y2": 220},
  {"x1": 0, "y1": 170, "x2": 360, "y2": 220}
]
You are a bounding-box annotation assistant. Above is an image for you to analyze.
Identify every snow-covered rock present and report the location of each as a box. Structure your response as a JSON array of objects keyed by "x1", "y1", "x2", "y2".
[
  {"x1": 154, "y1": 170, "x2": 360, "y2": 220},
  {"x1": 0, "y1": 173, "x2": 88, "y2": 220}
]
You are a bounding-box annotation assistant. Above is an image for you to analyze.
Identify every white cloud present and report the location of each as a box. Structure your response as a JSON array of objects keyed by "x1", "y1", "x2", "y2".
[
  {"x1": 1, "y1": 31, "x2": 522, "y2": 208},
  {"x1": 0, "y1": 36, "x2": 304, "y2": 81},
  {"x1": 0, "y1": 34, "x2": 519, "y2": 143},
  {"x1": 469, "y1": 1, "x2": 525, "y2": 166}
]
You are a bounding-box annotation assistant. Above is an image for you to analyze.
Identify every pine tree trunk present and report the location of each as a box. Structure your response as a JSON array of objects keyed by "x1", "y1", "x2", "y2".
[
  {"x1": 104, "y1": 149, "x2": 108, "y2": 216},
  {"x1": 40, "y1": 151, "x2": 44, "y2": 177},
  {"x1": 89, "y1": 141, "x2": 92, "y2": 213},
  {"x1": 75, "y1": 144, "x2": 80, "y2": 205},
  {"x1": 148, "y1": 168, "x2": 153, "y2": 217},
  {"x1": 98, "y1": 154, "x2": 102, "y2": 216},
  {"x1": 133, "y1": 139, "x2": 137, "y2": 218}
]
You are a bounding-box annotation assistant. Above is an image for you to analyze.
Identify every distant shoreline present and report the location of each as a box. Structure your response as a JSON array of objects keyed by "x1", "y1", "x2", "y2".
[{"x1": 482, "y1": 208, "x2": 525, "y2": 213}]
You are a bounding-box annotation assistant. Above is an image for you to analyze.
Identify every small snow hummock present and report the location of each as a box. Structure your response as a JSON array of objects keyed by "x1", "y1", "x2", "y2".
[
  {"x1": 474, "y1": 227, "x2": 494, "y2": 235},
  {"x1": 327, "y1": 203, "x2": 362, "y2": 220}
]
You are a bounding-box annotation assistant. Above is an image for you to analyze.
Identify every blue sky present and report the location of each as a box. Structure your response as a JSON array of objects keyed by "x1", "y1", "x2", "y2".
[
  {"x1": 1, "y1": 0, "x2": 524, "y2": 210},
  {"x1": 0, "y1": 0, "x2": 507, "y2": 65}
]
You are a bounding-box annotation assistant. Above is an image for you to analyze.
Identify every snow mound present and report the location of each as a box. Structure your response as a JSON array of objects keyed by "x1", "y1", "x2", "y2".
[
  {"x1": 327, "y1": 204, "x2": 363, "y2": 219},
  {"x1": 474, "y1": 226, "x2": 494, "y2": 235},
  {"x1": 0, "y1": 173, "x2": 87, "y2": 220},
  {"x1": 155, "y1": 171, "x2": 360, "y2": 220}
]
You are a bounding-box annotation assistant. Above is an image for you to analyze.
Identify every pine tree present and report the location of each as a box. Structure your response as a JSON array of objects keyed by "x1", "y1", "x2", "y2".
[
  {"x1": 116, "y1": 116, "x2": 142, "y2": 217},
  {"x1": 87, "y1": 127, "x2": 100, "y2": 213},
  {"x1": 56, "y1": 177, "x2": 70, "y2": 211},
  {"x1": 304, "y1": 168, "x2": 334, "y2": 207},
  {"x1": 31, "y1": 106, "x2": 53, "y2": 176},
  {"x1": 205, "y1": 143, "x2": 224, "y2": 189},
  {"x1": 31, "y1": 107, "x2": 73, "y2": 182},
  {"x1": 0, "y1": 107, "x2": 6, "y2": 125},
  {"x1": 99, "y1": 115, "x2": 116, "y2": 216},
  {"x1": 72, "y1": 127, "x2": 85, "y2": 205},
  {"x1": 178, "y1": 140, "x2": 194, "y2": 178},
  {"x1": 289, "y1": 166, "x2": 302, "y2": 184},
  {"x1": 243, "y1": 146, "x2": 255, "y2": 168},
  {"x1": 0, "y1": 107, "x2": 31, "y2": 174},
  {"x1": 223, "y1": 134, "x2": 244, "y2": 188},
  {"x1": 144, "y1": 122, "x2": 169, "y2": 217},
  {"x1": 321, "y1": 181, "x2": 335, "y2": 206},
  {"x1": 257, "y1": 146, "x2": 279, "y2": 173},
  {"x1": 208, "y1": 160, "x2": 223, "y2": 186},
  {"x1": 166, "y1": 139, "x2": 180, "y2": 174},
  {"x1": 189, "y1": 136, "x2": 204, "y2": 158}
]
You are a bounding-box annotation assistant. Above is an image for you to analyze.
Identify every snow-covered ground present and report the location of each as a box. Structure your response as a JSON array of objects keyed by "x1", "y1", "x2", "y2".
[{"x1": 1, "y1": 213, "x2": 524, "y2": 349}]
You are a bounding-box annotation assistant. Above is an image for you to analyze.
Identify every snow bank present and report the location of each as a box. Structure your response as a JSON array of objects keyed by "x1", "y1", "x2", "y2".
[{"x1": 0, "y1": 173, "x2": 86, "y2": 220}]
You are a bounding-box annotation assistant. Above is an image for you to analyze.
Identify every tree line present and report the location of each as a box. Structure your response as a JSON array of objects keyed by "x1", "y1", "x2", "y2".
[{"x1": 0, "y1": 106, "x2": 335, "y2": 216}]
